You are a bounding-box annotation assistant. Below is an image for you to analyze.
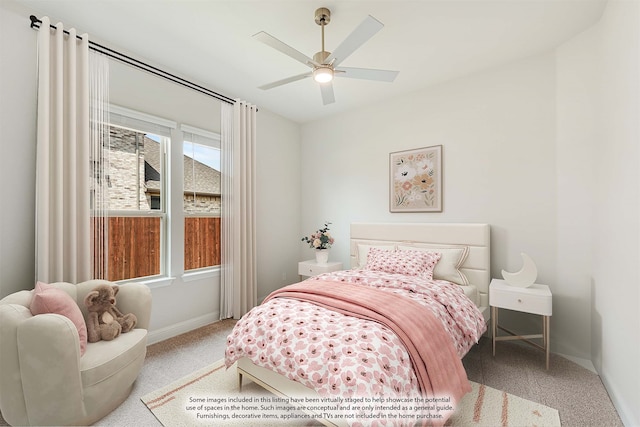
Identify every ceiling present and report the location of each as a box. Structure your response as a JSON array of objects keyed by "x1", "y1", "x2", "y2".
[{"x1": 17, "y1": 0, "x2": 607, "y2": 123}]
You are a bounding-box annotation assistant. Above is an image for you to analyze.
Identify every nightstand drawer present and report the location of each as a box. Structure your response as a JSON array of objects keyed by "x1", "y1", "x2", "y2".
[
  {"x1": 298, "y1": 260, "x2": 343, "y2": 277},
  {"x1": 300, "y1": 264, "x2": 325, "y2": 276},
  {"x1": 490, "y1": 290, "x2": 551, "y2": 315},
  {"x1": 490, "y1": 279, "x2": 552, "y2": 316}
]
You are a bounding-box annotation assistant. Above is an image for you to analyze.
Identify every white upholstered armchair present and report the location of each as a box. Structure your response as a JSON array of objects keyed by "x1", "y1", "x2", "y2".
[{"x1": 0, "y1": 280, "x2": 151, "y2": 426}]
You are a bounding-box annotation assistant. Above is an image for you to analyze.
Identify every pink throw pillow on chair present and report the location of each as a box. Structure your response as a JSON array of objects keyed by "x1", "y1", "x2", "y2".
[{"x1": 30, "y1": 281, "x2": 88, "y2": 356}]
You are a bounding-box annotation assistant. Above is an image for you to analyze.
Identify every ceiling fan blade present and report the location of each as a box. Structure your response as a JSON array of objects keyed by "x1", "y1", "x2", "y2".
[
  {"x1": 320, "y1": 82, "x2": 335, "y2": 105},
  {"x1": 336, "y1": 67, "x2": 399, "y2": 82},
  {"x1": 253, "y1": 31, "x2": 319, "y2": 68},
  {"x1": 325, "y1": 15, "x2": 384, "y2": 67},
  {"x1": 258, "y1": 72, "x2": 311, "y2": 90}
]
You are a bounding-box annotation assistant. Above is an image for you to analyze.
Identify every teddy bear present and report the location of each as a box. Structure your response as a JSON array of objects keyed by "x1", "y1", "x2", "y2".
[{"x1": 84, "y1": 284, "x2": 137, "y2": 343}]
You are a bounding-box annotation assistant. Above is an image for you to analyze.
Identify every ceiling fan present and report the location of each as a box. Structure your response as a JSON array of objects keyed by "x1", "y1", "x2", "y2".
[{"x1": 254, "y1": 7, "x2": 399, "y2": 105}]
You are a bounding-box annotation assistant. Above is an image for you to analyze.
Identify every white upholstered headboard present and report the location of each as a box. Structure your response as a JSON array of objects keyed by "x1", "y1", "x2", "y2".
[{"x1": 350, "y1": 223, "x2": 491, "y2": 317}]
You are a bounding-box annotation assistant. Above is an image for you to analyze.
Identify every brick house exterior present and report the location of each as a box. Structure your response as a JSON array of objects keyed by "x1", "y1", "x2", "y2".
[{"x1": 91, "y1": 127, "x2": 221, "y2": 213}]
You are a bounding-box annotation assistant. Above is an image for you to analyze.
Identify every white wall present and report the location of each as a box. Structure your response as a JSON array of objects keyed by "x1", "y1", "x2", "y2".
[
  {"x1": 255, "y1": 109, "x2": 302, "y2": 300},
  {"x1": 591, "y1": 1, "x2": 639, "y2": 425},
  {"x1": 558, "y1": 2, "x2": 640, "y2": 424},
  {"x1": 556, "y1": 23, "x2": 600, "y2": 363},
  {"x1": 301, "y1": 53, "x2": 559, "y2": 338},
  {"x1": 0, "y1": 0, "x2": 38, "y2": 298}
]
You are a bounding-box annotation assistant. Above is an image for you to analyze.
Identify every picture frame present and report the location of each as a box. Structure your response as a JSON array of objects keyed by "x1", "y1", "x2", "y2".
[{"x1": 389, "y1": 145, "x2": 443, "y2": 212}]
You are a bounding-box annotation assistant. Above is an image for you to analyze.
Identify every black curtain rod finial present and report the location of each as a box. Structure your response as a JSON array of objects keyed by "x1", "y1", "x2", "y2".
[{"x1": 30, "y1": 15, "x2": 41, "y2": 28}]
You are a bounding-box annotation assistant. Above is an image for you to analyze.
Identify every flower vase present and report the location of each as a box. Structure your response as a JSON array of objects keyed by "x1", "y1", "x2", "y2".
[{"x1": 315, "y1": 249, "x2": 329, "y2": 265}]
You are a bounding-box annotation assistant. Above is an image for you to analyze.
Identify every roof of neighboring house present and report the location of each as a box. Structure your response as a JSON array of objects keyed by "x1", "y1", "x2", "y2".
[{"x1": 144, "y1": 137, "x2": 220, "y2": 196}]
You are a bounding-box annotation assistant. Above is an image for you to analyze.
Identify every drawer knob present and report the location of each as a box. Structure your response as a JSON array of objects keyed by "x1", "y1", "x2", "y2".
[{"x1": 518, "y1": 298, "x2": 522, "y2": 303}]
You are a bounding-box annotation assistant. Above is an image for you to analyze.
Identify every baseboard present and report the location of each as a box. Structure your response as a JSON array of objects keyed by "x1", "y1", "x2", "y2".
[
  {"x1": 147, "y1": 311, "x2": 220, "y2": 345},
  {"x1": 600, "y1": 372, "x2": 639, "y2": 427}
]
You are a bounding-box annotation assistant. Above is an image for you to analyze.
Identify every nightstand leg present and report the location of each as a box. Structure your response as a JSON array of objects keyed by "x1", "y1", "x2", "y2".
[
  {"x1": 544, "y1": 315, "x2": 550, "y2": 370},
  {"x1": 491, "y1": 306, "x2": 497, "y2": 356}
]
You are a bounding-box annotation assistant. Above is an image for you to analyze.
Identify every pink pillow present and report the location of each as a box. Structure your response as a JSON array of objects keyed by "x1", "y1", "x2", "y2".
[
  {"x1": 365, "y1": 248, "x2": 441, "y2": 279},
  {"x1": 30, "y1": 281, "x2": 88, "y2": 356}
]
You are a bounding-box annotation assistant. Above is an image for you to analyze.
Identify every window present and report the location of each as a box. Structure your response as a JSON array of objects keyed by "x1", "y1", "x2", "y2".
[
  {"x1": 182, "y1": 125, "x2": 221, "y2": 271},
  {"x1": 91, "y1": 106, "x2": 174, "y2": 282},
  {"x1": 90, "y1": 106, "x2": 222, "y2": 282}
]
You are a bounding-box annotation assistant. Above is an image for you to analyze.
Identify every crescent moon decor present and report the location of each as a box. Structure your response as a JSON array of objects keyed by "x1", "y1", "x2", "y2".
[{"x1": 501, "y1": 253, "x2": 538, "y2": 288}]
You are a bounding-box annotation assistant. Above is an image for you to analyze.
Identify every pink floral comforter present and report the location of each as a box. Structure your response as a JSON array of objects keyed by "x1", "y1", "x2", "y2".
[{"x1": 225, "y1": 269, "x2": 486, "y2": 426}]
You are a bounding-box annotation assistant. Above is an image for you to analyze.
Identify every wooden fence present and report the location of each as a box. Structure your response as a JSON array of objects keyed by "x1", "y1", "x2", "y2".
[
  {"x1": 184, "y1": 217, "x2": 221, "y2": 271},
  {"x1": 92, "y1": 216, "x2": 220, "y2": 281}
]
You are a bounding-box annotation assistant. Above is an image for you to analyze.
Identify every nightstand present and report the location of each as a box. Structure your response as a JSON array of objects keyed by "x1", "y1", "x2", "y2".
[
  {"x1": 298, "y1": 260, "x2": 343, "y2": 280},
  {"x1": 490, "y1": 278, "x2": 552, "y2": 369}
]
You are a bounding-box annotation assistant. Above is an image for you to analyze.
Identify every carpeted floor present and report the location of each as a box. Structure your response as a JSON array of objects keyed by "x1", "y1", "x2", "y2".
[
  {"x1": 0, "y1": 319, "x2": 623, "y2": 426},
  {"x1": 462, "y1": 336, "x2": 622, "y2": 427}
]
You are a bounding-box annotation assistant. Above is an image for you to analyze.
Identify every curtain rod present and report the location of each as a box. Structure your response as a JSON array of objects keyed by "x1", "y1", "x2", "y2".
[{"x1": 29, "y1": 15, "x2": 236, "y2": 105}]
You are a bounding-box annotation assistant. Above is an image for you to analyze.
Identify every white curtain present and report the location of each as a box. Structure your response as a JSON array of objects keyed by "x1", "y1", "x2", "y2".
[
  {"x1": 35, "y1": 17, "x2": 91, "y2": 283},
  {"x1": 220, "y1": 100, "x2": 258, "y2": 319}
]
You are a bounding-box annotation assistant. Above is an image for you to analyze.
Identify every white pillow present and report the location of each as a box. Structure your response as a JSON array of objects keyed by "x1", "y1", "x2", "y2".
[
  {"x1": 397, "y1": 244, "x2": 470, "y2": 285},
  {"x1": 356, "y1": 243, "x2": 396, "y2": 268}
]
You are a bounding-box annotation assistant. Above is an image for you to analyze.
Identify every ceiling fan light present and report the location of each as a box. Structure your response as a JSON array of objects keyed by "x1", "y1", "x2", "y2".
[{"x1": 313, "y1": 67, "x2": 333, "y2": 83}]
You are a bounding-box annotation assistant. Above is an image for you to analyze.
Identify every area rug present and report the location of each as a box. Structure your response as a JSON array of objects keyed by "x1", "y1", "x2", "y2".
[{"x1": 142, "y1": 360, "x2": 560, "y2": 426}]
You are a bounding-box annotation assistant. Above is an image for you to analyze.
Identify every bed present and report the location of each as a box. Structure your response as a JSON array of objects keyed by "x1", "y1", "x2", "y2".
[{"x1": 225, "y1": 223, "x2": 490, "y2": 426}]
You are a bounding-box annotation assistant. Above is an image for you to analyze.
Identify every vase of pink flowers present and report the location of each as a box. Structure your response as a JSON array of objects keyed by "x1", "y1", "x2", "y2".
[{"x1": 301, "y1": 222, "x2": 334, "y2": 265}]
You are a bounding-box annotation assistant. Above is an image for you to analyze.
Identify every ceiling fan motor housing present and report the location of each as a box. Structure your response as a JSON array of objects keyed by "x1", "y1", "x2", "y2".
[
  {"x1": 313, "y1": 50, "x2": 331, "y2": 64},
  {"x1": 314, "y1": 7, "x2": 331, "y2": 26}
]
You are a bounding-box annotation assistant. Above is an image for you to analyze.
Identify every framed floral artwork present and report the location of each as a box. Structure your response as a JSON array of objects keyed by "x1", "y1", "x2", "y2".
[{"x1": 389, "y1": 145, "x2": 442, "y2": 212}]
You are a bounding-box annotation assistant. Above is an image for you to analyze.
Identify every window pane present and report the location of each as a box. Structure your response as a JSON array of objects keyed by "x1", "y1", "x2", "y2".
[
  {"x1": 183, "y1": 139, "x2": 221, "y2": 271},
  {"x1": 92, "y1": 125, "x2": 163, "y2": 211},
  {"x1": 184, "y1": 217, "x2": 221, "y2": 270},
  {"x1": 91, "y1": 124, "x2": 166, "y2": 281},
  {"x1": 183, "y1": 141, "x2": 221, "y2": 214},
  {"x1": 92, "y1": 216, "x2": 162, "y2": 281}
]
